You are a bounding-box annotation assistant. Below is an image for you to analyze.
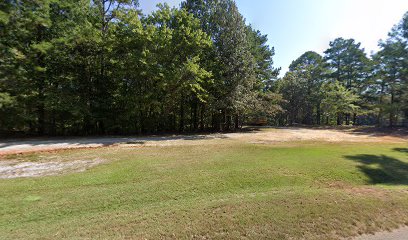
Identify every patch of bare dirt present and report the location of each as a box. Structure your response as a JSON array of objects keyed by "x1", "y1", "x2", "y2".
[
  {"x1": 226, "y1": 128, "x2": 408, "y2": 144},
  {"x1": 0, "y1": 159, "x2": 105, "y2": 179},
  {"x1": 0, "y1": 127, "x2": 406, "y2": 156},
  {"x1": 0, "y1": 135, "x2": 228, "y2": 156},
  {"x1": 320, "y1": 181, "x2": 396, "y2": 200},
  {"x1": 354, "y1": 226, "x2": 408, "y2": 240}
]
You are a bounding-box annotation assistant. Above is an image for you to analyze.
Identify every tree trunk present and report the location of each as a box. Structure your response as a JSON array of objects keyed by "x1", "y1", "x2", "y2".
[
  {"x1": 193, "y1": 99, "x2": 198, "y2": 131},
  {"x1": 200, "y1": 105, "x2": 205, "y2": 131},
  {"x1": 389, "y1": 91, "x2": 395, "y2": 127},
  {"x1": 234, "y1": 114, "x2": 239, "y2": 129},
  {"x1": 37, "y1": 88, "x2": 45, "y2": 135},
  {"x1": 36, "y1": 24, "x2": 46, "y2": 135},
  {"x1": 50, "y1": 111, "x2": 56, "y2": 136},
  {"x1": 211, "y1": 114, "x2": 216, "y2": 131},
  {"x1": 352, "y1": 113, "x2": 357, "y2": 126},
  {"x1": 377, "y1": 83, "x2": 385, "y2": 127},
  {"x1": 389, "y1": 113, "x2": 394, "y2": 127},
  {"x1": 377, "y1": 109, "x2": 382, "y2": 127},
  {"x1": 223, "y1": 110, "x2": 228, "y2": 131},
  {"x1": 179, "y1": 97, "x2": 185, "y2": 132}
]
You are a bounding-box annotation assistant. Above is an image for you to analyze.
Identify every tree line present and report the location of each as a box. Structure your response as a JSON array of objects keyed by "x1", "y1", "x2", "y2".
[
  {"x1": 275, "y1": 12, "x2": 408, "y2": 127},
  {"x1": 0, "y1": 0, "x2": 282, "y2": 135},
  {"x1": 0, "y1": 0, "x2": 407, "y2": 136}
]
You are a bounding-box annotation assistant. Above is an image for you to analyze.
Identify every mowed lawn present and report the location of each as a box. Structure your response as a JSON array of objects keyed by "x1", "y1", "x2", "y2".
[{"x1": 1, "y1": 138, "x2": 408, "y2": 239}]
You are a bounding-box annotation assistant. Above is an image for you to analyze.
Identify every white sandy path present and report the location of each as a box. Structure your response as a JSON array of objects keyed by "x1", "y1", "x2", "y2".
[
  {"x1": 0, "y1": 128, "x2": 406, "y2": 155},
  {"x1": 0, "y1": 159, "x2": 104, "y2": 179},
  {"x1": 0, "y1": 135, "x2": 224, "y2": 155},
  {"x1": 354, "y1": 227, "x2": 408, "y2": 240},
  {"x1": 229, "y1": 128, "x2": 408, "y2": 144}
]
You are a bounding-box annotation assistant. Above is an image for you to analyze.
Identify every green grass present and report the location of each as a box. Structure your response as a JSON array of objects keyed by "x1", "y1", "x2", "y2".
[{"x1": 0, "y1": 139, "x2": 408, "y2": 239}]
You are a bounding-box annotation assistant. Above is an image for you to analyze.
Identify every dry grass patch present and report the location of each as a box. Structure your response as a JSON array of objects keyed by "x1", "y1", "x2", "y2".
[{"x1": 0, "y1": 130, "x2": 407, "y2": 239}]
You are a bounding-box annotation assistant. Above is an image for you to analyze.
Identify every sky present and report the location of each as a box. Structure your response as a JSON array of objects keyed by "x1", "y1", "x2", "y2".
[{"x1": 139, "y1": 0, "x2": 408, "y2": 76}]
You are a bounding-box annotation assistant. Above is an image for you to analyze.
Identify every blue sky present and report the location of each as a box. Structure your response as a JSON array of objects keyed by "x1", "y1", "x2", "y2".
[{"x1": 139, "y1": 0, "x2": 408, "y2": 76}]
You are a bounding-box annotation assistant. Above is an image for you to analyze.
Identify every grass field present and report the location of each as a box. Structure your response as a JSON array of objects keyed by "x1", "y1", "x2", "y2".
[{"x1": 0, "y1": 130, "x2": 408, "y2": 239}]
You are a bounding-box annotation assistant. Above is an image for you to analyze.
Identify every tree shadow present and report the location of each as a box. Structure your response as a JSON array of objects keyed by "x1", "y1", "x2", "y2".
[
  {"x1": 344, "y1": 154, "x2": 408, "y2": 185},
  {"x1": 348, "y1": 127, "x2": 408, "y2": 138},
  {"x1": 393, "y1": 148, "x2": 408, "y2": 154}
]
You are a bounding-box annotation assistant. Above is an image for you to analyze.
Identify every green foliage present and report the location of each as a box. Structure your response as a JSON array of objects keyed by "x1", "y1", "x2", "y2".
[
  {"x1": 0, "y1": 93, "x2": 13, "y2": 108},
  {"x1": 182, "y1": 0, "x2": 282, "y2": 129},
  {"x1": 372, "y1": 11, "x2": 408, "y2": 127},
  {"x1": 324, "y1": 38, "x2": 370, "y2": 91},
  {"x1": 1, "y1": 2, "x2": 407, "y2": 133},
  {"x1": 277, "y1": 11, "x2": 408, "y2": 127},
  {"x1": 246, "y1": 25, "x2": 280, "y2": 88},
  {"x1": 277, "y1": 52, "x2": 326, "y2": 125},
  {"x1": 323, "y1": 38, "x2": 373, "y2": 124},
  {"x1": 320, "y1": 81, "x2": 360, "y2": 124},
  {"x1": 0, "y1": 0, "x2": 279, "y2": 134}
]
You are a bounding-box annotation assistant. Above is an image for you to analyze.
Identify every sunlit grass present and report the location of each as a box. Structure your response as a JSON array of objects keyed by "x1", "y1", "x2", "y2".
[{"x1": 0, "y1": 140, "x2": 407, "y2": 239}]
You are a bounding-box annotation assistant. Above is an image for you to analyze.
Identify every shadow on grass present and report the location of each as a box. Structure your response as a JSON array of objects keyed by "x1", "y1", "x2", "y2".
[
  {"x1": 345, "y1": 153, "x2": 408, "y2": 185},
  {"x1": 393, "y1": 148, "x2": 408, "y2": 154}
]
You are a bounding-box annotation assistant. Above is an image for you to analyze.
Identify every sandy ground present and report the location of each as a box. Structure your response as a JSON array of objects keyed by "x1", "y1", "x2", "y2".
[
  {"x1": 0, "y1": 127, "x2": 406, "y2": 156},
  {"x1": 0, "y1": 135, "x2": 224, "y2": 156},
  {"x1": 227, "y1": 127, "x2": 408, "y2": 144},
  {"x1": 0, "y1": 127, "x2": 407, "y2": 238},
  {"x1": 0, "y1": 159, "x2": 104, "y2": 179},
  {"x1": 0, "y1": 127, "x2": 406, "y2": 180},
  {"x1": 354, "y1": 227, "x2": 408, "y2": 240}
]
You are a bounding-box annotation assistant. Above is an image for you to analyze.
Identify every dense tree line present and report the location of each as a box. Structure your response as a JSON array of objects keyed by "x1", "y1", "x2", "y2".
[
  {"x1": 0, "y1": 1, "x2": 407, "y2": 136},
  {"x1": 0, "y1": 0, "x2": 281, "y2": 135},
  {"x1": 276, "y1": 11, "x2": 408, "y2": 127}
]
